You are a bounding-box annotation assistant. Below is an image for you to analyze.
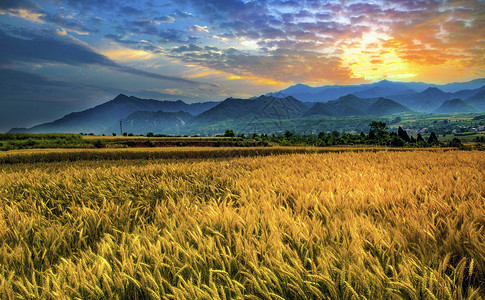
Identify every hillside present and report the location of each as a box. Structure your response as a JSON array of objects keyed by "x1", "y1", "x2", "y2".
[
  {"x1": 304, "y1": 94, "x2": 411, "y2": 117},
  {"x1": 109, "y1": 110, "x2": 193, "y2": 135},
  {"x1": 466, "y1": 90, "x2": 485, "y2": 111},
  {"x1": 277, "y1": 80, "x2": 429, "y2": 102},
  {"x1": 272, "y1": 79, "x2": 485, "y2": 113},
  {"x1": 9, "y1": 94, "x2": 218, "y2": 134},
  {"x1": 191, "y1": 95, "x2": 309, "y2": 124},
  {"x1": 435, "y1": 99, "x2": 476, "y2": 113}
]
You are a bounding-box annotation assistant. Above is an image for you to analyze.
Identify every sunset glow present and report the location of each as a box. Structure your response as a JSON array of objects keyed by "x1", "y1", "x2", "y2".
[{"x1": 0, "y1": 0, "x2": 484, "y2": 131}]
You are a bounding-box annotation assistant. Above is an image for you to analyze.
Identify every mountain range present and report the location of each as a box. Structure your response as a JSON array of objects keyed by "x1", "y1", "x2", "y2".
[
  {"x1": 10, "y1": 94, "x2": 218, "y2": 134},
  {"x1": 9, "y1": 79, "x2": 485, "y2": 135},
  {"x1": 270, "y1": 79, "x2": 485, "y2": 103}
]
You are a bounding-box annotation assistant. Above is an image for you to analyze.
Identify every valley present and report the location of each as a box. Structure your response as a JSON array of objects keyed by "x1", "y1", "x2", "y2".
[{"x1": 8, "y1": 79, "x2": 485, "y2": 137}]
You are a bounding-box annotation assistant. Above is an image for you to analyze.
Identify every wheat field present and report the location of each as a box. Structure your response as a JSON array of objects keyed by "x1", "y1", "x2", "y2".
[{"x1": 0, "y1": 150, "x2": 484, "y2": 299}]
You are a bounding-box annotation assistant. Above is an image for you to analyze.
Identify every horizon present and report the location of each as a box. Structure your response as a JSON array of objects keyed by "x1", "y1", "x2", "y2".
[
  {"x1": 1, "y1": 0, "x2": 485, "y2": 131},
  {"x1": 4, "y1": 76, "x2": 485, "y2": 133}
]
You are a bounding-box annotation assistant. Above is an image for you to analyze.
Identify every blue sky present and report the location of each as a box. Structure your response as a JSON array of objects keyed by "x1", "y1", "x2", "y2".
[{"x1": 0, "y1": 0, "x2": 484, "y2": 131}]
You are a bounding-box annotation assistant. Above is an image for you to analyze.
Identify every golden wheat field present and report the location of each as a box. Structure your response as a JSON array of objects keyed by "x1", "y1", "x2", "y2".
[{"x1": 0, "y1": 150, "x2": 484, "y2": 299}]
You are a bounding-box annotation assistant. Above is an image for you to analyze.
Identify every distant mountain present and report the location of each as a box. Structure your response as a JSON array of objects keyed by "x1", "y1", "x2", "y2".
[
  {"x1": 275, "y1": 80, "x2": 431, "y2": 102},
  {"x1": 304, "y1": 94, "x2": 411, "y2": 117},
  {"x1": 108, "y1": 110, "x2": 193, "y2": 135},
  {"x1": 273, "y1": 78, "x2": 485, "y2": 103},
  {"x1": 437, "y1": 78, "x2": 485, "y2": 93},
  {"x1": 466, "y1": 90, "x2": 485, "y2": 111},
  {"x1": 435, "y1": 99, "x2": 476, "y2": 113},
  {"x1": 8, "y1": 81, "x2": 485, "y2": 136},
  {"x1": 369, "y1": 98, "x2": 413, "y2": 115},
  {"x1": 354, "y1": 87, "x2": 417, "y2": 98},
  {"x1": 386, "y1": 87, "x2": 454, "y2": 112},
  {"x1": 191, "y1": 95, "x2": 309, "y2": 124},
  {"x1": 9, "y1": 94, "x2": 219, "y2": 134}
]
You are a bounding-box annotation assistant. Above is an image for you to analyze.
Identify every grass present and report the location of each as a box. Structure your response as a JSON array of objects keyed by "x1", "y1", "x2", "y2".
[
  {"x1": 0, "y1": 150, "x2": 484, "y2": 298},
  {"x1": 0, "y1": 146, "x2": 455, "y2": 164}
]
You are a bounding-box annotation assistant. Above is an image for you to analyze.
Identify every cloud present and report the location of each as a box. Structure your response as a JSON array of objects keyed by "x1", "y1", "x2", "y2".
[
  {"x1": 172, "y1": 9, "x2": 193, "y2": 19},
  {"x1": 0, "y1": 0, "x2": 97, "y2": 34},
  {"x1": 0, "y1": 29, "x2": 215, "y2": 87},
  {"x1": 0, "y1": 0, "x2": 39, "y2": 10},
  {"x1": 168, "y1": 45, "x2": 354, "y2": 84},
  {"x1": 189, "y1": 25, "x2": 209, "y2": 33},
  {"x1": 154, "y1": 15, "x2": 176, "y2": 23},
  {"x1": 119, "y1": 6, "x2": 143, "y2": 16},
  {"x1": 63, "y1": 0, "x2": 119, "y2": 11},
  {"x1": 162, "y1": 0, "x2": 485, "y2": 84},
  {"x1": 2, "y1": 0, "x2": 485, "y2": 92}
]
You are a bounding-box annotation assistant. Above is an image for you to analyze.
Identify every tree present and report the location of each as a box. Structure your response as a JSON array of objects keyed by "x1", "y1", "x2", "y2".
[
  {"x1": 427, "y1": 132, "x2": 439, "y2": 145},
  {"x1": 285, "y1": 130, "x2": 293, "y2": 139},
  {"x1": 417, "y1": 133, "x2": 424, "y2": 143},
  {"x1": 391, "y1": 136, "x2": 405, "y2": 147},
  {"x1": 331, "y1": 130, "x2": 340, "y2": 137},
  {"x1": 368, "y1": 121, "x2": 388, "y2": 143},
  {"x1": 449, "y1": 137, "x2": 462, "y2": 148},
  {"x1": 224, "y1": 129, "x2": 235, "y2": 137},
  {"x1": 397, "y1": 127, "x2": 410, "y2": 142}
]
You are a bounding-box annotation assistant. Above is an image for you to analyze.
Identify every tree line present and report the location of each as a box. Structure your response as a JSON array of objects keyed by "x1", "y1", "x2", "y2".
[{"x1": 223, "y1": 121, "x2": 464, "y2": 148}]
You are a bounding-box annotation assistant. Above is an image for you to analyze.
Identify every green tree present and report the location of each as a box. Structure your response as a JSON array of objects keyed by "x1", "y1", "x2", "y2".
[
  {"x1": 398, "y1": 126, "x2": 410, "y2": 142},
  {"x1": 427, "y1": 132, "x2": 439, "y2": 145},
  {"x1": 368, "y1": 121, "x2": 388, "y2": 144},
  {"x1": 390, "y1": 136, "x2": 405, "y2": 147},
  {"x1": 449, "y1": 137, "x2": 462, "y2": 148},
  {"x1": 285, "y1": 130, "x2": 293, "y2": 139},
  {"x1": 224, "y1": 129, "x2": 235, "y2": 137}
]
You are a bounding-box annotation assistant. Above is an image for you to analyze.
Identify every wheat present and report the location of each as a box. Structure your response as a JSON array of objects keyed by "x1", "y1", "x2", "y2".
[{"x1": 0, "y1": 150, "x2": 483, "y2": 298}]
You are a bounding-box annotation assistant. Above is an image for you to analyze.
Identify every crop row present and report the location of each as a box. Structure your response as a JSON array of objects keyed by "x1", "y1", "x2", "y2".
[{"x1": 0, "y1": 151, "x2": 484, "y2": 298}]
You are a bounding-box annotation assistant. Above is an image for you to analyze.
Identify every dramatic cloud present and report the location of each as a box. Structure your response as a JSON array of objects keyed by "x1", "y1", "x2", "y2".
[
  {"x1": 0, "y1": 0, "x2": 484, "y2": 131},
  {"x1": 0, "y1": 28, "x2": 213, "y2": 87}
]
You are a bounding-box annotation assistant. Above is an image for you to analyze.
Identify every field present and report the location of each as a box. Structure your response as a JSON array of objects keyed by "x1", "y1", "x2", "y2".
[{"x1": 1, "y1": 149, "x2": 484, "y2": 299}]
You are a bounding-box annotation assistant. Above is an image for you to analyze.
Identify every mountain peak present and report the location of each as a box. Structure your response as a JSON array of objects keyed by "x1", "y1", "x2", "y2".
[
  {"x1": 338, "y1": 94, "x2": 360, "y2": 100},
  {"x1": 423, "y1": 87, "x2": 444, "y2": 94},
  {"x1": 377, "y1": 79, "x2": 392, "y2": 84},
  {"x1": 114, "y1": 94, "x2": 130, "y2": 101},
  {"x1": 435, "y1": 98, "x2": 475, "y2": 113}
]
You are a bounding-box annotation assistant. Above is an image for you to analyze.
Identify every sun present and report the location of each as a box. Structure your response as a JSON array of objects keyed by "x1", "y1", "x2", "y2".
[{"x1": 340, "y1": 31, "x2": 417, "y2": 81}]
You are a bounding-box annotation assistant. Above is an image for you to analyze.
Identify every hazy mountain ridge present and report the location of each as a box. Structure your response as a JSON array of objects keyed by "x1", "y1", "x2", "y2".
[
  {"x1": 190, "y1": 95, "x2": 309, "y2": 125},
  {"x1": 109, "y1": 110, "x2": 194, "y2": 135},
  {"x1": 8, "y1": 79, "x2": 485, "y2": 135},
  {"x1": 10, "y1": 94, "x2": 219, "y2": 135},
  {"x1": 271, "y1": 79, "x2": 485, "y2": 112},
  {"x1": 435, "y1": 99, "x2": 476, "y2": 113},
  {"x1": 304, "y1": 94, "x2": 411, "y2": 117}
]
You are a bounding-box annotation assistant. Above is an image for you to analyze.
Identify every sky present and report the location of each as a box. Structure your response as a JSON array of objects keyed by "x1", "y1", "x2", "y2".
[{"x1": 1, "y1": 0, "x2": 485, "y2": 132}]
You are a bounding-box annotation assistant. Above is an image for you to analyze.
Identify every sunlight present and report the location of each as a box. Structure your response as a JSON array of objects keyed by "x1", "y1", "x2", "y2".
[
  {"x1": 0, "y1": 8, "x2": 45, "y2": 23},
  {"x1": 102, "y1": 48, "x2": 156, "y2": 61},
  {"x1": 341, "y1": 31, "x2": 417, "y2": 81}
]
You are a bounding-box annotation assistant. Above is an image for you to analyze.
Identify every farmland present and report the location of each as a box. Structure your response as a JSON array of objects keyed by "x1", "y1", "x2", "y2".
[{"x1": 0, "y1": 149, "x2": 484, "y2": 298}]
